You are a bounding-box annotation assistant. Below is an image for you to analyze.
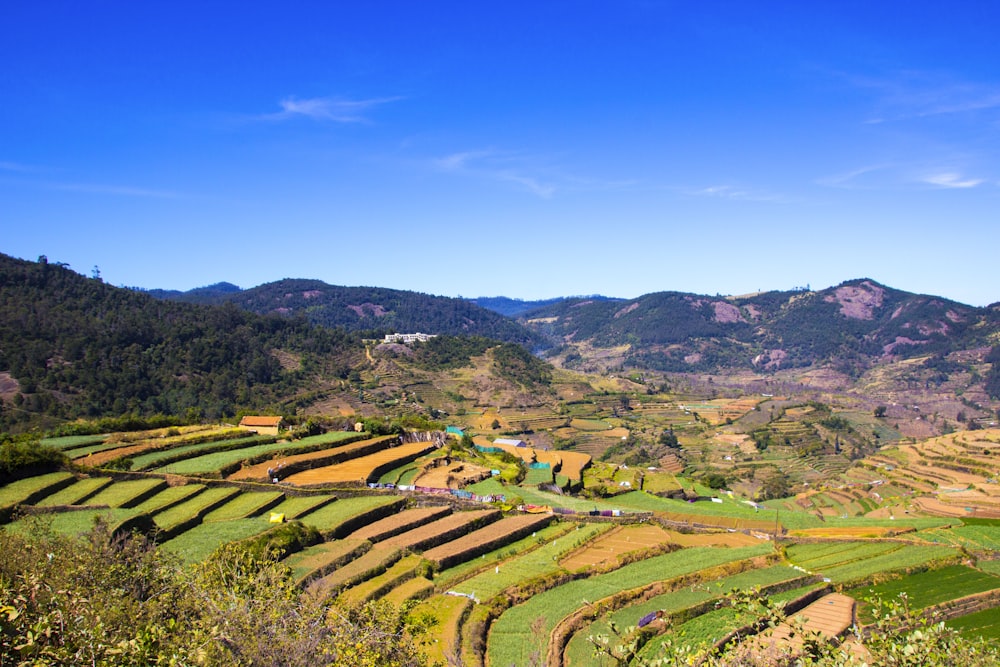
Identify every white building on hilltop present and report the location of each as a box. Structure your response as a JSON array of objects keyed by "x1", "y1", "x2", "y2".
[{"x1": 383, "y1": 332, "x2": 437, "y2": 344}]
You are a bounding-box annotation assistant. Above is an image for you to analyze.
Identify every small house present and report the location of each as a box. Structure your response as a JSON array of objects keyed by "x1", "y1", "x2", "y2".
[{"x1": 238, "y1": 415, "x2": 286, "y2": 436}]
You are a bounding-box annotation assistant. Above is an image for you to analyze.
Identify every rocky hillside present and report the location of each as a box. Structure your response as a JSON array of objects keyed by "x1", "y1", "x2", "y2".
[{"x1": 524, "y1": 279, "x2": 1000, "y2": 380}]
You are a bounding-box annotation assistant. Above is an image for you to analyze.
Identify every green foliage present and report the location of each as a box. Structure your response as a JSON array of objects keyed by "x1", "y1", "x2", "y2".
[
  {"x1": 590, "y1": 586, "x2": 1000, "y2": 666},
  {"x1": 0, "y1": 253, "x2": 360, "y2": 430},
  {"x1": 183, "y1": 278, "x2": 541, "y2": 346},
  {"x1": 491, "y1": 342, "x2": 552, "y2": 387},
  {"x1": 0, "y1": 435, "x2": 66, "y2": 482},
  {"x1": 0, "y1": 517, "x2": 431, "y2": 666}
]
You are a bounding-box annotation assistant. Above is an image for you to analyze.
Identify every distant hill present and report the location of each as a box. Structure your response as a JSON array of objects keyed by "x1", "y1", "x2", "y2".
[
  {"x1": 143, "y1": 282, "x2": 242, "y2": 304},
  {"x1": 524, "y1": 279, "x2": 1000, "y2": 379},
  {"x1": 0, "y1": 254, "x2": 361, "y2": 430},
  {"x1": 154, "y1": 279, "x2": 541, "y2": 347},
  {"x1": 469, "y1": 295, "x2": 620, "y2": 318}
]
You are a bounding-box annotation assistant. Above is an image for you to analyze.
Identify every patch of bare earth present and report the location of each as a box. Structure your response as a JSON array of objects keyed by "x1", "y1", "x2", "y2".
[
  {"x1": 0, "y1": 371, "x2": 20, "y2": 401},
  {"x1": 824, "y1": 281, "x2": 884, "y2": 319}
]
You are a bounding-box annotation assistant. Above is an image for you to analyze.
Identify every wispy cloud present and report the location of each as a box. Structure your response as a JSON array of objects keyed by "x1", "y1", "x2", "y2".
[
  {"x1": 0, "y1": 160, "x2": 41, "y2": 173},
  {"x1": 684, "y1": 184, "x2": 790, "y2": 203},
  {"x1": 433, "y1": 149, "x2": 558, "y2": 198},
  {"x1": 816, "y1": 163, "x2": 894, "y2": 189},
  {"x1": 262, "y1": 95, "x2": 402, "y2": 123},
  {"x1": 844, "y1": 70, "x2": 1000, "y2": 123},
  {"x1": 921, "y1": 172, "x2": 984, "y2": 189},
  {"x1": 28, "y1": 180, "x2": 180, "y2": 198}
]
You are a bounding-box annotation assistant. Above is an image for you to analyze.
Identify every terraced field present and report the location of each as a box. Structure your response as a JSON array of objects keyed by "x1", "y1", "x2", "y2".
[{"x1": 6, "y1": 424, "x2": 1000, "y2": 663}]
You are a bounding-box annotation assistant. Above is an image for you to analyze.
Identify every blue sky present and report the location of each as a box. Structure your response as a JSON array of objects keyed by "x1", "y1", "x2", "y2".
[{"x1": 2, "y1": 2, "x2": 998, "y2": 305}]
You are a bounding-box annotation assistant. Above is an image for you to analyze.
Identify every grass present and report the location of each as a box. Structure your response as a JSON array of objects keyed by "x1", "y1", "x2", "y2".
[
  {"x1": 33, "y1": 477, "x2": 112, "y2": 507},
  {"x1": 267, "y1": 494, "x2": 336, "y2": 520},
  {"x1": 39, "y1": 435, "x2": 108, "y2": 450},
  {"x1": 849, "y1": 565, "x2": 1000, "y2": 620},
  {"x1": 153, "y1": 486, "x2": 240, "y2": 531},
  {"x1": 284, "y1": 538, "x2": 370, "y2": 584},
  {"x1": 0, "y1": 472, "x2": 75, "y2": 509},
  {"x1": 946, "y1": 605, "x2": 1000, "y2": 640},
  {"x1": 486, "y1": 544, "x2": 772, "y2": 667},
  {"x1": 8, "y1": 508, "x2": 140, "y2": 537},
  {"x1": 202, "y1": 491, "x2": 285, "y2": 522},
  {"x1": 159, "y1": 518, "x2": 277, "y2": 564},
  {"x1": 787, "y1": 541, "x2": 960, "y2": 584},
  {"x1": 447, "y1": 523, "x2": 610, "y2": 600},
  {"x1": 132, "y1": 484, "x2": 206, "y2": 514},
  {"x1": 433, "y1": 521, "x2": 580, "y2": 589},
  {"x1": 565, "y1": 564, "x2": 804, "y2": 666},
  {"x1": 153, "y1": 431, "x2": 369, "y2": 475},
  {"x1": 84, "y1": 478, "x2": 167, "y2": 507},
  {"x1": 294, "y1": 495, "x2": 399, "y2": 534},
  {"x1": 125, "y1": 435, "x2": 273, "y2": 470},
  {"x1": 151, "y1": 440, "x2": 290, "y2": 474}
]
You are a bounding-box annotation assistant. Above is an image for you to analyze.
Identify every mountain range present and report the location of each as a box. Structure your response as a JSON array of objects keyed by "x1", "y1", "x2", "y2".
[
  {"x1": 149, "y1": 273, "x2": 1000, "y2": 377},
  {"x1": 1, "y1": 251, "x2": 998, "y2": 431}
]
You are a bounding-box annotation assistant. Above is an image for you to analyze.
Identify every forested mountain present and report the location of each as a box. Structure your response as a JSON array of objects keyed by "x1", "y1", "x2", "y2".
[
  {"x1": 523, "y1": 279, "x2": 1000, "y2": 378},
  {"x1": 156, "y1": 279, "x2": 541, "y2": 347},
  {"x1": 0, "y1": 254, "x2": 362, "y2": 430}
]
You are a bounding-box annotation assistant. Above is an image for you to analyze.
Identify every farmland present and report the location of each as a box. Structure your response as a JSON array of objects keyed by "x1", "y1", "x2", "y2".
[{"x1": 5, "y1": 417, "x2": 1000, "y2": 664}]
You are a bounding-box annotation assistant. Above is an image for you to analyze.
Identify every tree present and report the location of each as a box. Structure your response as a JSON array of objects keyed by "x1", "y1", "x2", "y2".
[
  {"x1": 759, "y1": 472, "x2": 790, "y2": 500},
  {"x1": 658, "y1": 428, "x2": 679, "y2": 448},
  {"x1": 874, "y1": 405, "x2": 888, "y2": 418}
]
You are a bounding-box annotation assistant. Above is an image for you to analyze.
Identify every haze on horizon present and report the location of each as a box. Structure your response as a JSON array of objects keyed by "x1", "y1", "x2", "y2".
[{"x1": 2, "y1": 2, "x2": 998, "y2": 307}]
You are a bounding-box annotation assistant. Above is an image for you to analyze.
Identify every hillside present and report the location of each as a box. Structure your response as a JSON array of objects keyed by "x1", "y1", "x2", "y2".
[
  {"x1": 525, "y1": 279, "x2": 1000, "y2": 378},
  {"x1": 0, "y1": 254, "x2": 362, "y2": 430},
  {"x1": 155, "y1": 279, "x2": 541, "y2": 347}
]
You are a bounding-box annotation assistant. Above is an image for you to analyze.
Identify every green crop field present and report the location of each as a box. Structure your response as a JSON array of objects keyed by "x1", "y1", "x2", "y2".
[
  {"x1": 850, "y1": 564, "x2": 1000, "y2": 619},
  {"x1": 947, "y1": 605, "x2": 1000, "y2": 640},
  {"x1": 84, "y1": 478, "x2": 166, "y2": 507},
  {"x1": 523, "y1": 465, "x2": 554, "y2": 486},
  {"x1": 202, "y1": 491, "x2": 284, "y2": 522},
  {"x1": 159, "y1": 517, "x2": 279, "y2": 564},
  {"x1": 293, "y1": 495, "x2": 400, "y2": 534},
  {"x1": 434, "y1": 521, "x2": 580, "y2": 589},
  {"x1": 565, "y1": 564, "x2": 804, "y2": 666},
  {"x1": 917, "y1": 525, "x2": 1000, "y2": 551},
  {"x1": 487, "y1": 544, "x2": 772, "y2": 667},
  {"x1": 446, "y1": 523, "x2": 609, "y2": 599},
  {"x1": 8, "y1": 508, "x2": 140, "y2": 537},
  {"x1": 132, "y1": 484, "x2": 206, "y2": 514},
  {"x1": 40, "y1": 435, "x2": 108, "y2": 451},
  {"x1": 786, "y1": 541, "x2": 960, "y2": 584},
  {"x1": 0, "y1": 471, "x2": 75, "y2": 508},
  {"x1": 285, "y1": 538, "x2": 370, "y2": 584},
  {"x1": 33, "y1": 476, "x2": 112, "y2": 506},
  {"x1": 125, "y1": 434, "x2": 273, "y2": 470},
  {"x1": 267, "y1": 494, "x2": 335, "y2": 520},
  {"x1": 151, "y1": 441, "x2": 293, "y2": 474},
  {"x1": 153, "y1": 486, "x2": 240, "y2": 531}
]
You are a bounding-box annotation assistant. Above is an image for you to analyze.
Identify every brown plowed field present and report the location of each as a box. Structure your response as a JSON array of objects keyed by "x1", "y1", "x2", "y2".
[
  {"x1": 413, "y1": 461, "x2": 492, "y2": 488},
  {"x1": 560, "y1": 524, "x2": 670, "y2": 570},
  {"x1": 281, "y1": 440, "x2": 437, "y2": 485},
  {"x1": 348, "y1": 506, "x2": 452, "y2": 542},
  {"x1": 422, "y1": 513, "x2": 552, "y2": 566},
  {"x1": 766, "y1": 593, "x2": 855, "y2": 648},
  {"x1": 661, "y1": 529, "x2": 763, "y2": 547},
  {"x1": 380, "y1": 509, "x2": 499, "y2": 552},
  {"x1": 555, "y1": 451, "x2": 592, "y2": 480},
  {"x1": 227, "y1": 436, "x2": 397, "y2": 481}
]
